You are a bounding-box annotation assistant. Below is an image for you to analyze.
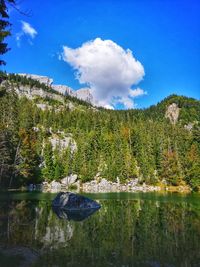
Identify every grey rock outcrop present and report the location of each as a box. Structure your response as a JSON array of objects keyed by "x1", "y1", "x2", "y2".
[
  {"x1": 184, "y1": 123, "x2": 193, "y2": 131},
  {"x1": 18, "y1": 73, "x2": 53, "y2": 86},
  {"x1": 14, "y1": 73, "x2": 99, "y2": 106},
  {"x1": 12, "y1": 83, "x2": 65, "y2": 103},
  {"x1": 36, "y1": 103, "x2": 52, "y2": 111},
  {"x1": 82, "y1": 178, "x2": 160, "y2": 193},
  {"x1": 75, "y1": 87, "x2": 94, "y2": 104},
  {"x1": 49, "y1": 134, "x2": 77, "y2": 153},
  {"x1": 50, "y1": 181, "x2": 61, "y2": 193},
  {"x1": 165, "y1": 103, "x2": 180, "y2": 124},
  {"x1": 61, "y1": 174, "x2": 77, "y2": 186},
  {"x1": 52, "y1": 84, "x2": 75, "y2": 96}
]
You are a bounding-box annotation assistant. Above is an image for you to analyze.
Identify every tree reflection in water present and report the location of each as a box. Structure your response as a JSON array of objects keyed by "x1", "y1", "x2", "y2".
[
  {"x1": 52, "y1": 206, "x2": 101, "y2": 221},
  {"x1": 0, "y1": 193, "x2": 200, "y2": 267}
]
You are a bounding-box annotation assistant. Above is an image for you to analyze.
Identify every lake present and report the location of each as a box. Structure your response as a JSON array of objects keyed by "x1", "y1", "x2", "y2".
[{"x1": 0, "y1": 192, "x2": 199, "y2": 267}]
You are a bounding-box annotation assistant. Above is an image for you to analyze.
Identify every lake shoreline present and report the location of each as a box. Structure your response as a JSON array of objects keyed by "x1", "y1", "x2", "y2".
[
  {"x1": 6, "y1": 180, "x2": 193, "y2": 194},
  {"x1": 40, "y1": 178, "x2": 193, "y2": 193}
]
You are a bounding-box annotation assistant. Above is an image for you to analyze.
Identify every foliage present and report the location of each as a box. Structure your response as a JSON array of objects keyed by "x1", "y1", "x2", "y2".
[
  {"x1": 0, "y1": 74, "x2": 200, "y2": 190},
  {"x1": 0, "y1": 0, "x2": 15, "y2": 65}
]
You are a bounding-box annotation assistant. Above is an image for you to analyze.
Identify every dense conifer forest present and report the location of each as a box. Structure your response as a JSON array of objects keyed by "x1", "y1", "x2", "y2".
[{"x1": 0, "y1": 72, "x2": 200, "y2": 191}]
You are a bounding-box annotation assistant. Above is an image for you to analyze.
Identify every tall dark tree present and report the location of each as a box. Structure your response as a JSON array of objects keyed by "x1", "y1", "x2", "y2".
[
  {"x1": 42, "y1": 142, "x2": 54, "y2": 181},
  {"x1": 0, "y1": 129, "x2": 14, "y2": 186},
  {"x1": 0, "y1": 0, "x2": 15, "y2": 65}
]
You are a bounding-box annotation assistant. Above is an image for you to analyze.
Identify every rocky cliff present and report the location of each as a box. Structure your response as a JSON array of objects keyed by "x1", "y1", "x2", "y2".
[
  {"x1": 165, "y1": 103, "x2": 180, "y2": 124},
  {"x1": 19, "y1": 73, "x2": 96, "y2": 106},
  {"x1": 19, "y1": 73, "x2": 53, "y2": 87}
]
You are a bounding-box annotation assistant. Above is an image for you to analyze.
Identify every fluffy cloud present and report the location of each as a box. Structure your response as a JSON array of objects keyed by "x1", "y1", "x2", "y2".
[
  {"x1": 129, "y1": 88, "x2": 147, "y2": 98},
  {"x1": 62, "y1": 38, "x2": 146, "y2": 109},
  {"x1": 21, "y1": 21, "x2": 37, "y2": 38},
  {"x1": 16, "y1": 21, "x2": 37, "y2": 46}
]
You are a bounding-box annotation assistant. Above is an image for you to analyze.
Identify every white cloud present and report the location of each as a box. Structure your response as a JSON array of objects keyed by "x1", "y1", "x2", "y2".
[
  {"x1": 62, "y1": 38, "x2": 146, "y2": 109},
  {"x1": 21, "y1": 21, "x2": 37, "y2": 38},
  {"x1": 16, "y1": 21, "x2": 37, "y2": 46},
  {"x1": 129, "y1": 88, "x2": 147, "y2": 98}
]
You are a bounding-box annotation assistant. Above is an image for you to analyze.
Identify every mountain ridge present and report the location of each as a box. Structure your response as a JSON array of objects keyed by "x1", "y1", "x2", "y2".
[
  {"x1": 1, "y1": 71, "x2": 199, "y2": 113},
  {"x1": 0, "y1": 71, "x2": 200, "y2": 192}
]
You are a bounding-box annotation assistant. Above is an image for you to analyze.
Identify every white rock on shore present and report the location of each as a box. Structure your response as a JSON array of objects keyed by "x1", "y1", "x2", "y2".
[
  {"x1": 81, "y1": 178, "x2": 160, "y2": 193},
  {"x1": 39, "y1": 177, "x2": 160, "y2": 193},
  {"x1": 41, "y1": 174, "x2": 78, "y2": 192},
  {"x1": 61, "y1": 174, "x2": 77, "y2": 186}
]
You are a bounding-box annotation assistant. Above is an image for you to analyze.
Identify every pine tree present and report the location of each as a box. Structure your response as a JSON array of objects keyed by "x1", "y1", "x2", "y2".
[
  {"x1": 0, "y1": 0, "x2": 15, "y2": 65},
  {"x1": 54, "y1": 163, "x2": 63, "y2": 181},
  {"x1": 161, "y1": 149, "x2": 182, "y2": 186},
  {"x1": 185, "y1": 144, "x2": 200, "y2": 191},
  {"x1": 42, "y1": 142, "x2": 54, "y2": 181},
  {"x1": 17, "y1": 129, "x2": 39, "y2": 183},
  {"x1": 0, "y1": 129, "x2": 13, "y2": 186}
]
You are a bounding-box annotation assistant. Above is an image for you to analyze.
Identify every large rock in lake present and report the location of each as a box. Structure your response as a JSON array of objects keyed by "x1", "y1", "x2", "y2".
[
  {"x1": 52, "y1": 192, "x2": 101, "y2": 221},
  {"x1": 52, "y1": 192, "x2": 101, "y2": 210}
]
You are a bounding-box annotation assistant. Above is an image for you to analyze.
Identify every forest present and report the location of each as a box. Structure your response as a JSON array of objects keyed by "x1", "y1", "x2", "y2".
[{"x1": 0, "y1": 72, "x2": 200, "y2": 191}]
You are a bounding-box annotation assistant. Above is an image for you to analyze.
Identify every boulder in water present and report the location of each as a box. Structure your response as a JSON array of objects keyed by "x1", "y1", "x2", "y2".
[
  {"x1": 52, "y1": 192, "x2": 101, "y2": 210},
  {"x1": 52, "y1": 192, "x2": 101, "y2": 221}
]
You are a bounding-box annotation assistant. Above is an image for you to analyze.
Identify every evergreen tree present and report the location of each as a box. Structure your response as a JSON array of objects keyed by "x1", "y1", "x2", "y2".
[
  {"x1": 0, "y1": 129, "x2": 13, "y2": 186},
  {"x1": 42, "y1": 142, "x2": 54, "y2": 181},
  {"x1": 161, "y1": 149, "x2": 182, "y2": 186},
  {"x1": 185, "y1": 144, "x2": 200, "y2": 191},
  {"x1": 17, "y1": 128, "x2": 39, "y2": 183},
  {"x1": 0, "y1": 0, "x2": 15, "y2": 65}
]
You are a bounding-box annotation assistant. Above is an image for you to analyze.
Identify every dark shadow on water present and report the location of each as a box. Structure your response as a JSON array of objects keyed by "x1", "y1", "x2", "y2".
[{"x1": 52, "y1": 206, "x2": 101, "y2": 221}]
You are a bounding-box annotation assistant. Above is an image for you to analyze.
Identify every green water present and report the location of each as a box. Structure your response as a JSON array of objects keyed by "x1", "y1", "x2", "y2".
[{"x1": 0, "y1": 192, "x2": 200, "y2": 267}]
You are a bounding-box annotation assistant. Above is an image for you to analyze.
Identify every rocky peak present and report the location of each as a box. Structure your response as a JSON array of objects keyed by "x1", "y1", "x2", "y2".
[
  {"x1": 75, "y1": 88, "x2": 94, "y2": 104},
  {"x1": 51, "y1": 84, "x2": 75, "y2": 97},
  {"x1": 15, "y1": 73, "x2": 100, "y2": 107},
  {"x1": 18, "y1": 73, "x2": 53, "y2": 87},
  {"x1": 165, "y1": 103, "x2": 180, "y2": 124}
]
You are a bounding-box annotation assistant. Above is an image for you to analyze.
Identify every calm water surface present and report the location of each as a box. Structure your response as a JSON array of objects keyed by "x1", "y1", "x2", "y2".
[{"x1": 0, "y1": 192, "x2": 200, "y2": 267}]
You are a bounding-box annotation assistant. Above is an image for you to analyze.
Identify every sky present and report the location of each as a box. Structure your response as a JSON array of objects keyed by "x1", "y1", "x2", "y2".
[{"x1": 1, "y1": 0, "x2": 200, "y2": 109}]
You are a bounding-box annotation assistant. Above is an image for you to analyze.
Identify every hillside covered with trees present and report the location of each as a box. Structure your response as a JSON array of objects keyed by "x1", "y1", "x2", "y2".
[{"x1": 0, "y1": 73, "x2": 200, "y2": 191}]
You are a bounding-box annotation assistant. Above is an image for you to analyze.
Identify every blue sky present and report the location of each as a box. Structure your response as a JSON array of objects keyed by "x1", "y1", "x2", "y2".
[{"x1": 1, "y1": 0, "x2": 200, "y2": 109}]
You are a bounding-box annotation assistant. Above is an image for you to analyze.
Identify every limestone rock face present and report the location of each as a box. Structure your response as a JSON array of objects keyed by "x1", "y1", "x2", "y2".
[
  {"x1": 184, "y1": 123, "x2": 194, "y2": 131},
  {"x1": 61, "y1": 174, "x2": 77, "y2": 186},
  {"x1": 75, "y1": 88, "x2": 94, "y2": 104},
  {"x1": 165, "y1": 103, "x2": 180, "y2": 124},
  {"x1": 50, "y1": 181, "x2": 61, "y2": 193},
  {"x1": 8, "y1": 72, "x2": 112, "y2": 108},
  {"x1": 36, "y1": 103, "x2": 52, "y2": 111},
  {"x1": 12, "y1": 83, "x2": 65, "y2": 103},
  {"x1": 18, "y1": 73, "x2": 53, "y2": 86},
  {"x1": 49, "y1": 135, "x2": 77, "y2": 153},
  {"x1": 52, "y1": 84, "x2": 75, "y2": 96},
  {"x1": 65, "y1": 102, "x2": 75, "y2": 110},
  {"x1": 14, "y1": 73, "x2": 99, "y2": 106}
]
